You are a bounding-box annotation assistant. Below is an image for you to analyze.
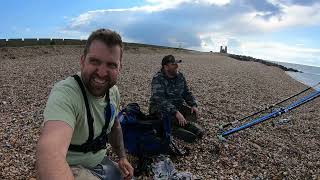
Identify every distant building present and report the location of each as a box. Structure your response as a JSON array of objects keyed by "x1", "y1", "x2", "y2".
[{"x1": 220, "y1": 46, "x2": 227, "y2": 53}]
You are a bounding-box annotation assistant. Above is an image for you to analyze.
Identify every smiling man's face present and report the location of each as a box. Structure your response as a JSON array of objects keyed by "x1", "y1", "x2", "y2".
[{"x1": 80, "y1": 40, "x2": 122, "y2": 97}]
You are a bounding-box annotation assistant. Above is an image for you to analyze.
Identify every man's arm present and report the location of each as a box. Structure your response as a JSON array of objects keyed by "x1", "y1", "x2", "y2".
[
  {"x1": 181, "y1": 75, "x2": 197, "y2": 108},
  {"x1": 108, "y1": 118, "x2": 126, "y2": 159},
  {"x1": 36, "y1": 121, "x2": 74, "y2": 180},
  {"x1": 108, "y1": 118, "x2": 134, "y2": 180}
]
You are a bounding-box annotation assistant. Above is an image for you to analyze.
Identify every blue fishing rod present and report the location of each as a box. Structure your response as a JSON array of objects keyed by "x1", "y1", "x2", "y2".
[
  {"x1": 218, "y1": 82, "x2": 320, "y2": 130},
  {"x1": 219, "y1": 89, "x2": 320, "y2": 138}
]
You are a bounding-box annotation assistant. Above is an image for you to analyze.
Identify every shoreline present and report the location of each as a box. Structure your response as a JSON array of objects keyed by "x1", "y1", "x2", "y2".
[
  {"x1": 286, "y1": 71, "x2": 320, "y2": 90},
  {"x1": 227, "y1": 53, "x2": 300, "y2": 72}
]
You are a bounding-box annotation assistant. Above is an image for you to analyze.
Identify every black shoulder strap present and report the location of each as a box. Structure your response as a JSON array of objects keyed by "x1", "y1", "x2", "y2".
[{"x1": 72, "y1": 74, "x2": 94, "y2": 142}]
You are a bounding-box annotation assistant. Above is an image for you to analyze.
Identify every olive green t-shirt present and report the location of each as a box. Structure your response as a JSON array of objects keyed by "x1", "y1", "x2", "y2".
[{"x1": 43, "y1": 73, "x2": 120, "y2": 167}]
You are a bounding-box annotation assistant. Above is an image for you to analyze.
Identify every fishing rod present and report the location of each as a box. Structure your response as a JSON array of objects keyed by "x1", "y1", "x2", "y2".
[
  {"x1": 219, "y1": 89, "x2": 320, "y2": 138},
  {"x1": 218, "y1": 81, "x2": 320, "y2": 129}
]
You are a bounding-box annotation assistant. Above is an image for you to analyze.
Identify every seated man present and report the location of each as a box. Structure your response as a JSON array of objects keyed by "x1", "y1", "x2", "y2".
[
  {"x1": 149, "y1": 55, "x2": 204, "y2": 143},
  {"x1": 36, "y1": 29, "x2": 133, "y2": 180}
]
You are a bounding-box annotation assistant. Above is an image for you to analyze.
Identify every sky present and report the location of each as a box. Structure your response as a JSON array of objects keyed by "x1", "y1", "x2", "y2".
[{"x1": 1, "y1": 0, "x2": 320, "y2": 67}]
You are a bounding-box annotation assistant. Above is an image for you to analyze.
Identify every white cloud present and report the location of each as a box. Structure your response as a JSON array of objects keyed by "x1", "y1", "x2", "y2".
[
  {"x1": 68, "y1": 0, "x2": 234, "y2": 29},
  {"x1": 70, "y1": 11, "x2": 99, "y2": 28},
  {"x1": 198, "y1": 32, "x2": 232, "y2": 52},
  {"x1": 147, "y1": 0, "x2": 230, "y2": 6},
  {"x1": 235, "y1": 40, "x2": 320, "y2": 66},
  {"x1": 57, "y1": 29, "x2": 88, "y2": 39},
  {"x1": 195, "y1": 0, "x2": 230, "y2": 6},
  {"x1": 62, "y1": 0, "x2": 320, "y2": 67},
  {"x1": 266, "y1": 0, "x2": 283, "y2": 6},
  {"x1": 236, "y1": 3, "x2": 320, "y2": 32}
]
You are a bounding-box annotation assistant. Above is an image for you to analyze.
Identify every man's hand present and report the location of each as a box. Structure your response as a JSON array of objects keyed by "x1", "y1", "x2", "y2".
[
  {"x1": 175, "y1": 111, "x2": 187, "y2": 127},
  {"x1": 191, "y1": 106, "x2": 199, "y2": 115},
  {"x1": 118, "y1": 158, "x2": 134, "y2": 180}
]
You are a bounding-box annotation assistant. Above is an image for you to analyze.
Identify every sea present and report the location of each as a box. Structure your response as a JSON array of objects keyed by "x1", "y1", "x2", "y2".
[{"x1": 271, "y1": 61, "x2": 320, "y2": 90}]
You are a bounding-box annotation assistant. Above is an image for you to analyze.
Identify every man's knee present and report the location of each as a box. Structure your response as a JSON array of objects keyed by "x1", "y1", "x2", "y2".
[
  {"x1": 188, "y1": 122, "x2": 204, "y2": 138},
  {"x1": 92, "y1": 158, "x2": 123, "y2": 180}
]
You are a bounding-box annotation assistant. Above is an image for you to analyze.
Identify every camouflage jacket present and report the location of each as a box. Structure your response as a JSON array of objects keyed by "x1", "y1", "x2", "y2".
[{"x1": 149, "y1": 69, "x2": 197, "y2": 115}]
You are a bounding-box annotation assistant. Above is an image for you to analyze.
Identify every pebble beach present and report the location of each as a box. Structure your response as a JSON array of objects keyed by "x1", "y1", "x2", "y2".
[{"x1": 0, "y1": 45, "x2": 319, "y2": 179}]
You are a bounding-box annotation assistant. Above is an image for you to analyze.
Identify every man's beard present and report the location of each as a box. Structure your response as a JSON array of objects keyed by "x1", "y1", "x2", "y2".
[
  {"x1": 83, "y1": 75, "x2": 116, "y2": 97},
  {"x1": 168, "y1": 69, "x2": 178, "y2": 77}
]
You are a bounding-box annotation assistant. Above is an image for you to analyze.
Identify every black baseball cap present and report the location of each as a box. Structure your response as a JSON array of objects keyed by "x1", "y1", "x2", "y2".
[{"x1": 161, "y1": 55, "x2": 182, "y2": 66}]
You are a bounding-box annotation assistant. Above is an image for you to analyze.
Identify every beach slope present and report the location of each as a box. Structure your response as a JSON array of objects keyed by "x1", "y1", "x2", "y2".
[{"x1": 0, "y1": 46, "x2": 319, "y2": 179}]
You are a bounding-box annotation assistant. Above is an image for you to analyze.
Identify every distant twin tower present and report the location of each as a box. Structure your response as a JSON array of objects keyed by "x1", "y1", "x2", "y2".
[{"x1": 220, "y1": 46, "x2": 227, "y2": 53}]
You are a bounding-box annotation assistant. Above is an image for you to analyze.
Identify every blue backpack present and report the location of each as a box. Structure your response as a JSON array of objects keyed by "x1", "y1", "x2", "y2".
[{"x1": 119, "y1": 103, "x2": 184, "y2": 157}]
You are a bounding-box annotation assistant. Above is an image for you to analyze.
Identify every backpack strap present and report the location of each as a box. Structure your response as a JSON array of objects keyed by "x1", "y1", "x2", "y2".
[
  {"x1": 68, "y1": 74, "x2": 111, "y2": 153},
  {"x1": 72, "y1": 74, "x2": 94, "y2": 142}
]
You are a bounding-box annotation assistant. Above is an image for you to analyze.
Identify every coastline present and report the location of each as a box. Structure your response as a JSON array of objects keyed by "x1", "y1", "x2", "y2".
[
  {"x1": 227, "y1": 53, "x2": 300, "y2": 72},
  {"x1": 226, "y1": 53, "x2": 320, "y2": 90},
  {"x1": 286, "y1": 71, "x2": 320, "y2": 90}
]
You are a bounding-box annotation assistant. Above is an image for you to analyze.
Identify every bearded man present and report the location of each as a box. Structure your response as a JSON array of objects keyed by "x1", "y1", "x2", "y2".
[
  {"x1": 149, "y1": 55, "x2": 204, "y2": 143},
  {"x1": 36, "y1": 29, "x2": 133, "y2": 180}
]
